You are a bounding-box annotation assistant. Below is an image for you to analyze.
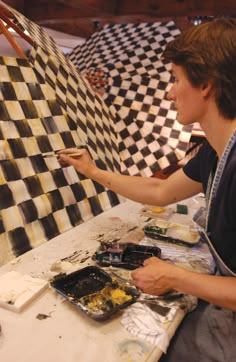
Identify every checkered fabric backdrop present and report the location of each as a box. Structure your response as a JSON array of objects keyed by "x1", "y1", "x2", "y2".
[
  {"x1": 68, "y1": 22, "x2": 194, "y2": 176},
  {"x1": 0, "y1": 2, "x2": 124, "y2": 265}
]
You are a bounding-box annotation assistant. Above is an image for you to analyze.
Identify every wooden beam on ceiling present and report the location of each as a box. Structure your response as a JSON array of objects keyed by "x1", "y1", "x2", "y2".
[
  {"x1": 2, "y1": 0, "x2": 236, "y2": 38},
  {"x1": 23, "y1": 0, "x2": 117, "y2": 20},
  {"x1": 117, "y1": 0, "x2": 236, "y2": 17},
  {"x1": 31, "y1": 15, "x2": 184, "y2": 38}
]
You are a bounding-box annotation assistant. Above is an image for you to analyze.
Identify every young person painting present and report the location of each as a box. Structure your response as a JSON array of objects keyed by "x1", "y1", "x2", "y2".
[{"x1": 58, "y1": 18, "x2": 236, "y2": 360}]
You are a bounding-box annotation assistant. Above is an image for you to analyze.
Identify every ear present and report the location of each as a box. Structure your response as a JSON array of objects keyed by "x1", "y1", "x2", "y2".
[{"x1": 201, "y1": 81, "x2": 213, "y2": 98}]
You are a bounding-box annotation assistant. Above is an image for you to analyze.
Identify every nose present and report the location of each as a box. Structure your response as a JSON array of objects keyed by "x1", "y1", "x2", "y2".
[{"x1": 167, "y1": 84, "x2": 176, "y2": 101}]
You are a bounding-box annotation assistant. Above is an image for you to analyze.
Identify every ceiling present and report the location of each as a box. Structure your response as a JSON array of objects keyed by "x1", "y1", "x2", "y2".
[{"x1": 3, "y1": 0, "x2": 236, "y2": 38}]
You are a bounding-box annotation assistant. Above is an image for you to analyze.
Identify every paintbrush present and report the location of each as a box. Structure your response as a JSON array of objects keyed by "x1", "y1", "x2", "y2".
[{"x1": 42, "y1": 151, "x2": 83, "y2": 158}]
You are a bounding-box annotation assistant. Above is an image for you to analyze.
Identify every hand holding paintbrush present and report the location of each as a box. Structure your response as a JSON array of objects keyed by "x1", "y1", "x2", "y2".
[{"x1": 56, "y1": 147, "x2": 97, "y2": 178}]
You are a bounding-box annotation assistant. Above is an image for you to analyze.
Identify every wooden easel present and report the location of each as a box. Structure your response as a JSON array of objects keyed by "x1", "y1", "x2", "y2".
[{"x1": 0, "y1": 3, "x2": 33, "y2": 58}]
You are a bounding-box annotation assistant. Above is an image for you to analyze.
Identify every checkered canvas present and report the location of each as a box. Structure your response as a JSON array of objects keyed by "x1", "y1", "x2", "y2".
[
  {"x1": 68, "y1": 22, "x2": 194, "y2": 176},
  {"x1": 0, "y1": 2, "x2": 124, "y2": 265},
  {"x1": 0, "y1": 53, "x2": 123, "y2": 265},
  {"x1": 2, "y1": 1, "x2": 121, "y2": 172}
]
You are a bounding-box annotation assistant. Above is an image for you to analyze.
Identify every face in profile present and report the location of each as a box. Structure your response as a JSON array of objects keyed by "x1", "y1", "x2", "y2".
[{"x1": 168, "y1": 64, "x2": 208, "y2": 126}]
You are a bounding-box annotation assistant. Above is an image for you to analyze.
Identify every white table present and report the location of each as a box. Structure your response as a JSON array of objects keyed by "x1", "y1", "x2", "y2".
[{"x1": 0, "y1": 197, "x2": 212, "y2": 362}]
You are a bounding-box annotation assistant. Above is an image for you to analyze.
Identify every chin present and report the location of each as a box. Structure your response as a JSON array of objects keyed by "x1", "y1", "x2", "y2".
[
  {"x1": 176, "y1": 117, "x2": 185, "y2": 125},
  {"x1": 177, "y1": 115, "x2": 194, "y2": 126}
]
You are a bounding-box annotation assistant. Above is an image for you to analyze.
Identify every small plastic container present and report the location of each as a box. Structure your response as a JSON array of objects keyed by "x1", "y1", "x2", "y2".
[
  {"x1": 93, "y1": 242, "x2": 161, "y2": 269},
  {"x1": 144, "y1": 219, "x2": 200, "y2": 246}
]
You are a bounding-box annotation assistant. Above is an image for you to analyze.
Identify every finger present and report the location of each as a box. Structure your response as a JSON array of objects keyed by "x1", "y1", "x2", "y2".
[
  {"x1": 143, "y1": 256, "x2": 160, "y2": 266},
  {"x1": 59, "y1": 148, "x2": 87, "y2": 161},
  {"x1": 58, "y1": 154, "x2": 79, "y2": 166},
  {"x1": 131, "y1": 279, "x2": 139, "y2": 287},
  {"x1": 130, "y1": 266, "x2": 142, "y2": 279},
  {"x1": 57, "y1": 148, "x2": 78, "y2": 155}
]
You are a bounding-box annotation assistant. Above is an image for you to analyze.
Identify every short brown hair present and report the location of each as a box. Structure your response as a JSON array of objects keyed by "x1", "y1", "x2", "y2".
[{"x1": 163, "y1": 18, "x2": 236, "y2": 119}]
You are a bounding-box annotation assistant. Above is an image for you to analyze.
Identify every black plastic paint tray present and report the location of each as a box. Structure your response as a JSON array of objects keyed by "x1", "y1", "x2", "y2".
[
  {"x1": 93, "y1": 242, "x2": 161, "y2": 269},
  {"x1": 50, "y1": 266, "x2": 139, "y2": 321}
]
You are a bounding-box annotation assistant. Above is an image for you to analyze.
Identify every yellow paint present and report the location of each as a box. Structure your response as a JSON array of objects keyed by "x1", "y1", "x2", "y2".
[{"x1": 150, "y1": 206, "x2": 165, "y2": 213}]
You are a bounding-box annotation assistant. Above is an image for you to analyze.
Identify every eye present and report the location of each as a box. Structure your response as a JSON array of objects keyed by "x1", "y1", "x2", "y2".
[{"x1": 170, "y1": 73, "x2": 178, "y2": 83}]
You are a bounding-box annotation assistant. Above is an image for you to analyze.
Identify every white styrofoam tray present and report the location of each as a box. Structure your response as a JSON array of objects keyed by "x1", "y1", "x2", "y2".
[{"x1": 0, "y1": 271, "x2": 48, "y2": 312}]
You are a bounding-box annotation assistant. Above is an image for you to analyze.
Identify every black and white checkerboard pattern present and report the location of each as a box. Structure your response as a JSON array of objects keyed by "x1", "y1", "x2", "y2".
[
  {"x1": 2, "y1": 1, "x2": 121, "y2": 172},
  {"x1": 68, "y1": 21, "x2": 194, "y2": 176},
  {"x1": 28, "y1": 44, "x2": 121, "y2": 172},
  {"x1": 69, "y1": 22, "x2": 180, "y2": 73},
  {"x1": 0, "y1": 1, "x2": 125, "y2": 264},
  {"x1": 107, "y1": 74, "x2": 192, "y2": 176},
  {"x1": 0, "y1": 55, "x2": 122, "y2": 264}
]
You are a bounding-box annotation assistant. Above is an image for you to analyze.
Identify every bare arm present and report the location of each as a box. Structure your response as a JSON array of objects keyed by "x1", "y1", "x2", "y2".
[
  {"x1": 58, "y1": 148, "x2": 203, "y2": 206},
  {"x1": 131, "y1": 257, "x2": 236, "y2": 311}
]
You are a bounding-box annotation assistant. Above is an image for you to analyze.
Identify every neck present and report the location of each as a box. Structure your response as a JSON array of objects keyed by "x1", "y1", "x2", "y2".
[{"x1": 200, "y1": 114, "x2": 236, "y2": 159}]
